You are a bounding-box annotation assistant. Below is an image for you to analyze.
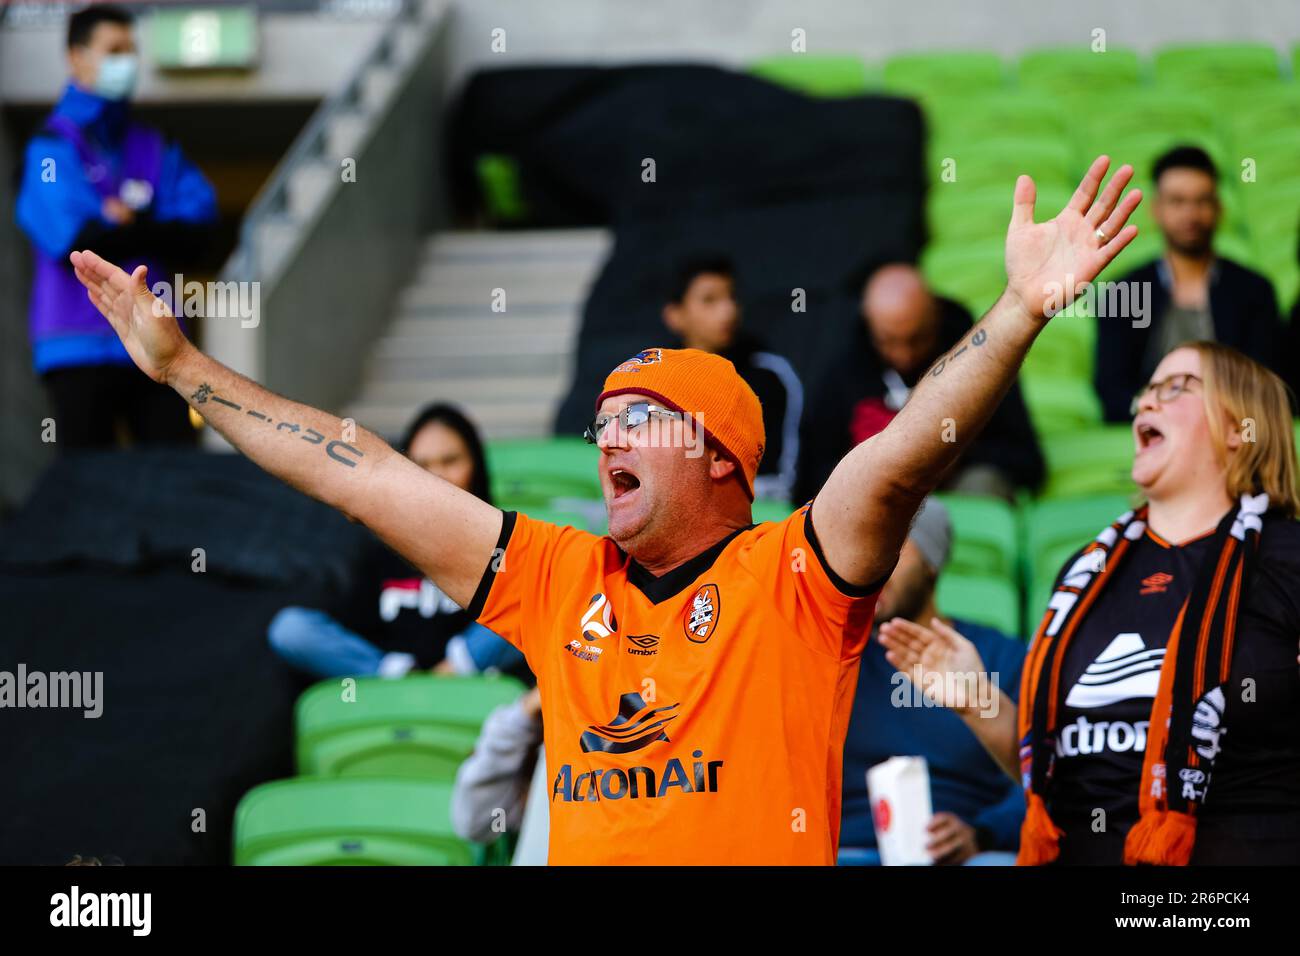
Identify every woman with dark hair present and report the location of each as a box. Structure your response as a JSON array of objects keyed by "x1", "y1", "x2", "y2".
[
  {"x1": 267, "y1": 403, "x2": 526, "y2": 680},
  {"x1": 398, "y1": 402, "x2": 494, "y2": 505},
  {"x1": 881, "y1": 342, "x2": 1300, "y2": 865}
]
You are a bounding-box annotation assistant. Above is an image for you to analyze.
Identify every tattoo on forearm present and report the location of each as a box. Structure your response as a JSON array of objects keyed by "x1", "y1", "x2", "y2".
[
  {"x1": 189, "y1": 382, "x2": 364, "y2": 468},
  {"x1": 928, "y1": 327, "x2": 988, "y2": 379}
]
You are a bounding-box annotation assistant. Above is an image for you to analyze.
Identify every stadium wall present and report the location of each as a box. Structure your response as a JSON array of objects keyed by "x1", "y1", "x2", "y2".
[{"x1": 443, "y1": 0, "x2": 1300, "y2": 88}]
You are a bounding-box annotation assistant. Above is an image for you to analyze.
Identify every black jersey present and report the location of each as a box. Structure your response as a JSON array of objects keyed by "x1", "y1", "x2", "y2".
[
  {"x1": 332, "y1": 535, "x2": 472, "y2": 669},
  {"x1": 1046, "y1": 514, "x2": 1300, "y2": 865}
]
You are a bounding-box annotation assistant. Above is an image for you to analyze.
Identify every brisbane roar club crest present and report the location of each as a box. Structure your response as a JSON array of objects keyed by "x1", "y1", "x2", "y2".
[
  {"x1": 611, "y1": 348, "x2": 662, "y2": 374},
  {"x1": 684, "y1": 583, "x2": 720, "y2": 643}
]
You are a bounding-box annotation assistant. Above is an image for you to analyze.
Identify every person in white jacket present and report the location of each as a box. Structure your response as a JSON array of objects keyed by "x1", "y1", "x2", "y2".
[{"x1": 451, "y1": 687, "x2": 543, "y2": 850}]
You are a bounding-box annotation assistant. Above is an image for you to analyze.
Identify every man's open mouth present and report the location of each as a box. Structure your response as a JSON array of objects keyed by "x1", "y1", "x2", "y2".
[{"x1": 610, "y1": 468, "x2": 642, "y2": 499}]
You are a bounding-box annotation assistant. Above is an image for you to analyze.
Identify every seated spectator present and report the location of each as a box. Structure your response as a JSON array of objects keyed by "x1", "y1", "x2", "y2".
[
  {"x1": 1095, "y1": 145, "x2": 1284, "y2": 422},
  {"x1": 267, "y1": 403, "x2": 525, "y2": 680},
  {"x1": 839, "y1": 498, "x2": 1025, "y2": 866},
  {"x1": 451, "y1": 686, "x2": 543, "y2": 853},
  {"x1": 662, "y1": 255, "x2": 802, "y2": 500},
  {"x1": 795, "y1": 263, "x2": 1043, "y2": 503}
]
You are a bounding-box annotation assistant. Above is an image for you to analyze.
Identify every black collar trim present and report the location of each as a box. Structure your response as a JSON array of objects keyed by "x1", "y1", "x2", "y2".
[{"x1": 626, "y1": 525, "x2": 753, "y2": 604}]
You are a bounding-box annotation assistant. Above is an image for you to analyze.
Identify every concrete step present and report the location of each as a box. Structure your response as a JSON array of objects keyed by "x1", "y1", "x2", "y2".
[
  {"x1": 346, "y1": 399, "x2": 560, "y2": 441},
  {"x1": 358, "y1": 373, "x2": 562, "y2": 406},
  {"x1": 422, "y1": 229, "x2": 610, "y2": 260},
  {"x1": 384, "y1": 313, "x2": 576, "y2": 337},
  {"x1": 346, "y1": 228, "x2": 610, "y2": 440},
  {"x1": 365, "y1": 349, "x2": 571, "y2": 380}
]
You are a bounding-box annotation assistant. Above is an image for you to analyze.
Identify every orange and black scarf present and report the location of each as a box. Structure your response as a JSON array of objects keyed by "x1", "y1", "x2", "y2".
[{"x1": 1016, "y1": 493, "x2": 1268, "y2": 866}]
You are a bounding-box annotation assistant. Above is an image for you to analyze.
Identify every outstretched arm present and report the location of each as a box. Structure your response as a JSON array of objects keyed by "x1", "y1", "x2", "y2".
[
  {"x1": 69, "y1": 250, "x2": 502, "y2": 609},
  {"x1": 812, "y1": 156, "x2": 1141, "y2": 587}
]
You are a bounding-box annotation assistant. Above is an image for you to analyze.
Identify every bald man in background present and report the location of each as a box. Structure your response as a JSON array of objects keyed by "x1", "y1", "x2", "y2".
[{"x1": 794, "y1": 264, "x2": 1043, "y2": 503}]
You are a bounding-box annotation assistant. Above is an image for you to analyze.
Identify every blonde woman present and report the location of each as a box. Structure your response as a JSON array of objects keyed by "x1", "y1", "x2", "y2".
[{"x1": 881, "y1": 341, "x2": 1300, "y2": 865}]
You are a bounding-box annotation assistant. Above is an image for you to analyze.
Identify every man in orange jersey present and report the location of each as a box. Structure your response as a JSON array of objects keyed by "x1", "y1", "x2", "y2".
[{"x1": 69, "y1": 156, "x2": 1141, "y2": 863}]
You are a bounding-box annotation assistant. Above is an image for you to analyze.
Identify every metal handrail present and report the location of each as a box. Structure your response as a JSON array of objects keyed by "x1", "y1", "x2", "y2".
[{"x1": 223, "y1": 0, "x2": 415, "y2": 281}]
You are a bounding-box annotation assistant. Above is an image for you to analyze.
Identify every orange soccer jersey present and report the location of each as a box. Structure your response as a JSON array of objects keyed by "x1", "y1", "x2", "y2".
[{"x1": 467, "y1": 502, "x2": 883, "y2": 865}]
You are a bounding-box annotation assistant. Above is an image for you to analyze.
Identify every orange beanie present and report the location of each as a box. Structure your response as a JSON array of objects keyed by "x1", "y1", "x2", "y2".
[{"x1": 595, "y1": 347, "x2": 765, "y2": 500}]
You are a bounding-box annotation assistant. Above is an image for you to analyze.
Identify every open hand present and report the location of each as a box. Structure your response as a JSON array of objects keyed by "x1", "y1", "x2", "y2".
[
  {"x1": 70, "y1": 249, "x2": 191, "y2": 385},
  {"x1": 878, "y1": 616, "x2": 986, "y2": 714},
  {"x1": 1004, "y1": 155, "x2": 1142, "y2": 320}
]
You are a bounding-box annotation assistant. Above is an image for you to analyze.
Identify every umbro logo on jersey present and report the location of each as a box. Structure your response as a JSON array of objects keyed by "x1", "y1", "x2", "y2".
[
  {"x1": 580, "y1": 592, "x2": 618, "y2": 641},
  {"x1": 1140, "y1": 571, "x2": 1173, "y2": 595},
  {"x1": 1064, "y1": 632, "x2": 1164, "y2": 710},
  {"x1": 685, "y1": 583, "x2": 721, "y2": 643},
  {"x1": 579, "y1": 692, "x2": 679, "y2": 754},
  {"x1": 626, "y1": 633, "x2": 659, "y2": 656}
]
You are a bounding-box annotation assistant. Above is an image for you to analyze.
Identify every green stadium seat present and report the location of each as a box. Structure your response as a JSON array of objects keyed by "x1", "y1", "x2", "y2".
[
  {"x1": 1022, "y1": 303, "x2": 1095, "y2": 382},
  {"x1": 933, "y1": 494, "x2": 1018, "y2": 580},
  {"x1": 487, "y1": 437, "x2": 601, "y2": 505},
  {"x1": 882, "y1": 51, "x2": 1006, "y2": 101},
  {"x1": 1077, "y1": 90, "x2": 1215, "y2": 146},
  {"x1": 1040, "y1": 426, "x2": 1137, "y2": 498},
  {"x1": 1085, "y1": 130, "x2": 1228, "y2": 191},
  {"x1": 233, "y1": 777, "x2": 477, "y2": 866},
  {"x1": 1212, "y1": 230, "x2": 1257, "y2": 268},
  {"x1": 1022, "y1": 493, "x2": 1137, "y2": 627},
  {"x1": 928, "y1": 137, "x2": 1074, "y2": 189},
  {"x1": 475, "y1": 154, "x2": 528, "y2": 223},
  {"x1": 1241, "y1": 182, "x2": 1300, "y2": 304},
  {"x1": 1017, "y1": 46, "x2": 1142, "y2": 95},
  {"x1": 936, "y1": 572, "x2": 1021, "y2": 638},
  {"x1": 751, "y1": 499, "x2": 796, "y2": 524},
  {"x1": 923, "y1": 91, "x2": 1068, "y2": 144},
  {"x1": 1257, "y1": 246, "x2": 1300, "y2": 313},
  {"x1": 509, "y1": 503, "x2": 605, "y2": 534},
  {"x1": 1233, "y1": 127, "x2": 1300, "y2": 191},
  {"x1": 1220, "y1": 87, "x2": 1300, "y2": 152},
  {"x1": 928, "y1": 182, "x2": 1071, "y2": 245},
  {"x1": 1096, "y1": 229, "x2": 1162, "y2": 285},
  {"x1": 1021, "y1": 375, "x2": 1103, "y2": 437},
  {"x1": 920, "y1": 240, "x2": 1005, "y2": 317},
  {"x1": 1153, "y1": 43, "x2": 1282, "y2": 91},
  {"x1": 295, "y1": 674, "x2": 526, "y2": 780},
  {"x1": 749, "y1": 54, "x2": 874, "y2": 97}
]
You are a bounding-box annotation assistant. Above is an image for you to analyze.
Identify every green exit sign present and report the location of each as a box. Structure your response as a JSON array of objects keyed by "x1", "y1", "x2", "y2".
[{"x1": 149, "y1": 7, "x2": 258, "y2": 70}]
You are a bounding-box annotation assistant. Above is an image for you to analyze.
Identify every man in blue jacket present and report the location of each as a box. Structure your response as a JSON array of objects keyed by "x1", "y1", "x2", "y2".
[
  {"x1": 16, "y1": 4, "x2": 217, "y2": 449},
  {"x1": 840, "y1": 498, "x2": 1025, "y2": 865}
]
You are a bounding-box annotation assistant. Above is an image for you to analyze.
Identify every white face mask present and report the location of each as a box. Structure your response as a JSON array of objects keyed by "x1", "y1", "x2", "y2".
[{"x1": 94, "y1": 53, "x2": 138, "y2": 100}]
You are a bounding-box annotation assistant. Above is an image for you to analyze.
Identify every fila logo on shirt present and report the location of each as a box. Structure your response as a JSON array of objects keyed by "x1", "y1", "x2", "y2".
[{"x1": 379, "y1": 577, "x2": 459, "y2": 621}]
